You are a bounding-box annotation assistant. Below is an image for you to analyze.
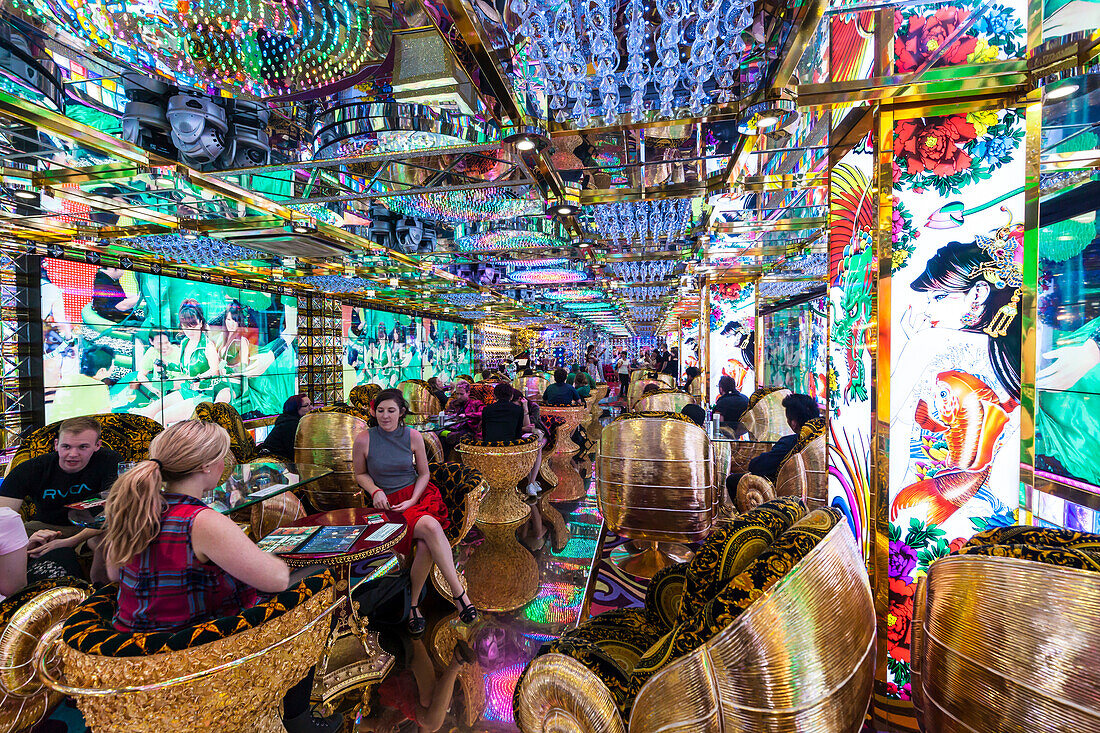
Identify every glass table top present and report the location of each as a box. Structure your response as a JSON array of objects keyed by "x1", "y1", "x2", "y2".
[{"x1": 67, "y1": 460, "x2": 333, "y2": 529}]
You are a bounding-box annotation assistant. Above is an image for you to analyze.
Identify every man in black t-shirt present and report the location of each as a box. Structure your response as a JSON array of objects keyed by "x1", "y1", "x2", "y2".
[
  {"x1": 91, "y1": 267, "x2": 139, "y2": 323},
  {"x1": 0, "y1": 416, "x2": 120, "y2": 563}
]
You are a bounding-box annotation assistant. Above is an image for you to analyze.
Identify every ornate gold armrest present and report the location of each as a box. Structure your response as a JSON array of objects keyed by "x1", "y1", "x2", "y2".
[{"x1": 735, "y1": 473, "x2": 776, "y2": 513}]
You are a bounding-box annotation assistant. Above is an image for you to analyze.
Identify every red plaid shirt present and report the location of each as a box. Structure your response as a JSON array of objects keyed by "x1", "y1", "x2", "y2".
[{"x1": 114, "y1": 494, "x2": 258, "y2": 632}]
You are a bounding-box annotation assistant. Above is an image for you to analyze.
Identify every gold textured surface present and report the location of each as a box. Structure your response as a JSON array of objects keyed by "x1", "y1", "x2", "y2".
[
  {"x1": 397, "y1": 379, "x2": 441, "y2": 416},
  {"x1": 513, "y1": 375, "x2": 551, "y2": 399},
  {"x1": 629, "y1": 523, "x2": 875, "y2": 732},
  {"x1": 774, "y1": 433, "x2": 827, "y2": 509},
  {"x1": 735, "y1": 473, "x2": 776, "y2": 513},
  {"x1": 740, "y1": 389, "x2": 793, "y2": 442},
  {"x1": 515, "y1": 653, "x2": 626, "y2": 733},
  {"x1": 464, "y1": 521, "x2": 539, "y2": 612},
  {"x1": 249, "y1": 491, "x2": 307, "y2": 539},
  {"x1": 54, "y1": 586, "x2": 334, "y2": 733},
  {"x1": 295, "y1": 411, "x2": 368, "y2": 511},
  {"x1": 540, "y1": 406, "x2": 588, "y2": 503},
  {"x1": 912, "y1": 554, "x2": 1100, "y2": 732},
  {"x1": 0, "y1": 585, "x2": 91, "y2": 733},
  {"x1": 457, "y1": 440, "x2": 536, "y2": 524},
  {"x1": 627, "y1": 379, "x2": 670, "y2": 410},
  {"x1": 727, "y1": 440, "x2": 771, "y2": 473},
  {"x1": 596, "y1": 415, "x2": 716, "y2": 544},
  {"x1": 635, "y1": 391, "x2": 696, "y2": 414}
]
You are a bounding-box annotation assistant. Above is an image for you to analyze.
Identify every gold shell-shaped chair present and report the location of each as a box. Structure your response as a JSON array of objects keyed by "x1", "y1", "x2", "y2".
[
  {"x1": 627, "y1": 379, "x2": 670, "y2": 410},
  {"x1": 294, "y1": 410, "x2": 368, "y2": 511},
  {"x1": 635, "y1": 389, "x2": 696, "y2": 413},
  {"x1": 736, "y1": 418, "x2": 827, "y2": 513},
  {"x1": 397, "y1": 379, "x2": 441, "y2": 417},
  {"x1": 512, "y1": 375, "x2": 550, "y2": 400},
  {"x1": 0, "y1": 580, "x2": 93, "y2": 733},
  {"x1": 597, "y1": 412, "x2": 716, "y2": 578},
  {"x1": 740, "y1": 387, "x2": 793, "y2": 441},
  {"x1": 911, "y1": 550, "x2": 1100, "y2": 732},
  {"x1": 515, "y1": 521, "x2": 874, "y2": 733},
  {"x1": 43, "y1": 577, "x2": 337, "y2": 733}
]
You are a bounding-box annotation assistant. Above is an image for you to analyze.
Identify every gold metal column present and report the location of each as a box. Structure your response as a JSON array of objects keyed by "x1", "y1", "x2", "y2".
[{"x1": 700, "y1": 276, "x2": 711, "y2": 404}]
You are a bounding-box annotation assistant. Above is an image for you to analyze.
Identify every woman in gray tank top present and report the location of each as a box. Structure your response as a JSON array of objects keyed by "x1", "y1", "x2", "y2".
[{"x1": 352, "y1": 389, "x2": 476, "y2": 636}]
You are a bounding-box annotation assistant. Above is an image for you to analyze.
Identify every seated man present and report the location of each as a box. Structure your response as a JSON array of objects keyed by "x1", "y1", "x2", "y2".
[
  {"x1": 543, "y1": 368, "x2": 582, "y2": 406},
  {"x1": 0, "y1": 416, "x2": 121, "y2": 577},
  {"x1": 481, "y1": 384, "x2": 543, "y2": 497},
  {"x1": 713, "y1": 375, "x2": 749, "y2": 425},
  {"x1": 91, "y1": 266, "x2": 139, "y2": 323},
  {"x1": 725, "y1": 394, "x2": 819, "y2": 499}
]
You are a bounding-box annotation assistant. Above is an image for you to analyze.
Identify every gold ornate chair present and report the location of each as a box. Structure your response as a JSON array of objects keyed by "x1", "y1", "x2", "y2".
[
  {"x1": 42, "y1": 573, "x2": 337, "y2": 733},
  {"x1": 397, "y1": 379, "x2": 441, "y2": 417},
  {"x1": 427, "y1": 462, "x2": 487, "y2": 599},
  {"x1": 626, "y1": 378, "x2": 669, "y2": 410},
  {"x1": 740, "y1": 387, "x2": 793, "y2": 441},
  {"x1": 0, "y1": 579, "x2": 93, "y2": 733},
  {"x1": 192, "y1": 402, "x2": 258, "y2": 463},
  {"x1": 512, "y1": 375, "x2": 550, "y2": 400},
  {"x1": 514, "y1": 505, "x2": 874, "y2": 733},
  {"x1": 911, "y1": 526, "x2": 1100, "y2": 733},
  {"x1": 735, "y1": 417, "x2": 827, "y2": 513},
  {"x1": 455, "y1": 436, "x2": 540, "y2": 611},
  {"x1": 6, "y1": 413, "x2": 163, "y2": 477},
  {"x1": 294, "y1": 410, "x2": 369, "y2": 511},
  {"x1": 688, "y1": 375, "x2": 704, "y2": 401},
  {"x1": 635, "y1": 389, "x2": 696, "y2": 413},
  {"x1": 596, "y1": 412, "x2": 716, "y2": 578},
  {"x1": 349, "y1": 383, "x2": 382, "y2": 414},
  {"x1": 455, "y1": 374, "x2": 474, "y2": 384}
]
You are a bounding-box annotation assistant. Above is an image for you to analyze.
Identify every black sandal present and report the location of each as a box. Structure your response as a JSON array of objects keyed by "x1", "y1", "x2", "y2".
[
  {"x1": 454, "y1": 590, "x2": 477, "y2": 624},
  {"x1": 408, "y1": 604, "x2": 426, "y2": 638}
]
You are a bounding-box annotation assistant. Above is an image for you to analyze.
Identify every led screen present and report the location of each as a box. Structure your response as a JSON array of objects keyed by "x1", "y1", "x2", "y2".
[
  {"x1": 762, "y1": 297, "x2": 827, "y2": 404},
  {"x1": 42, "y1": 258, "x2": 297, "y2": 425}
]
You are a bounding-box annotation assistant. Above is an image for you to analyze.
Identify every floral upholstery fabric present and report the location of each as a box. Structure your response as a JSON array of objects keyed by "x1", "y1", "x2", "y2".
[
  {"x1": 193, "y1": 402, "x2": 256, "y2": 463},
  {"x1": 678, "y1": 496, "x2": 806, "y2": 623},
  {"x1": 965, "y1": 525, "x2": 1100, "y2": 551},
  {"x1": 429, "y1": 462, "x2": 484, "y2": 544},
  {"x1": 542, "y1": 414, "x2": 565, "y2": 452},
  {"x1": 62, "y1": 571, "x2": 333, "y2": 657},
  {"x1": 8, "y1": 413, "x2": 164, "y2": 475},
  {"x1": 774, "y1": 417, "x2": 827, "y2": 475},
  {"x1": 468, "y1": 383, "x2": 497, "y2": 406},
  {"x1": 955, "y1": 543, "x2": 1100, "y2": 571}
]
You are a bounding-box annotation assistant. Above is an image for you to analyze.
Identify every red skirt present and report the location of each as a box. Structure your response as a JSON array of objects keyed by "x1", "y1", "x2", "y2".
[{"x1": 385, "y1": 481, "x2": 450, "y2": 556}]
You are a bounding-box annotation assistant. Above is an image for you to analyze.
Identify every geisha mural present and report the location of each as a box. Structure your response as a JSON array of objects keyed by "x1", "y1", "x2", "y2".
[
  {"x1": 679, "y1": 318, "x2": 699, "y2": 378},
  {"x1": 708, "y1": 282, "x2": 755, "y2": 398},
  {"x1": 885, "y1": 107, "x2": 1025, "y2": 699}
]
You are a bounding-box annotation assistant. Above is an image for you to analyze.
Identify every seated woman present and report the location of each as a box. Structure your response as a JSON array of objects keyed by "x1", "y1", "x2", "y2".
[
  {"x1": 102, "y1": 420, "x2": 339, "y2": 733},
  {"x1": 574, "y1": 372, "x2": 592, "y2": 399},
  {"x1": 353, "y1": 390, "x2": 476, "y2": 637},
  {"x1": 426, "y1": 377, "x2": 449, "y2": 409},
  {"x1": 260, "y1": 394, "x2": 313, "y2": 461},
  {"x1": 481, "y1": 383, "x2": 544, "y2": 497},
  {"x1": 440, "y1": 380, "x2": 483, "y2": 450}
]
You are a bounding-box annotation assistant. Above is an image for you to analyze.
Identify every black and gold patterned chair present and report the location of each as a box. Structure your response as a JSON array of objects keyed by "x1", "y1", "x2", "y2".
[
  {"x1": 349, "y1": 383, "x2": 382, "y2": 415},
  {"x1": 6, "y1": 413, "x2": 163, "y2": 477},
  {"x1": 514, "y1": 503, "x2": 874, "y2": 732},
  {"x1": 42, "y1": 573, "x2": 337, "y2": 733},
  {"x1": 911, "y1": 526, "x2": 1100, "y2": 733},
  {"x1": 398, "y1": 379, "x2": 441, "y2": 417},
  {"x1": 735, "y1": 416, "x2": 827, "y2": 512},
  {"x1": 427, "y1": 462, "x2": 487, "y2": 599},
  {"x1": 597, "y1": 411, "x2": 716, "y2": 578},
  {"x1": 455, "y1": 374, "x2": 474, "y2": 384},
  {"x1": 468, "y1": 381, "x2": 498, "y2": 406},
  {"x1": 192, "y1": 401, "x2": 257, "y2": 463},
  {"x1": 0, "y1": 578, "x2": 93, "y2": 732}
]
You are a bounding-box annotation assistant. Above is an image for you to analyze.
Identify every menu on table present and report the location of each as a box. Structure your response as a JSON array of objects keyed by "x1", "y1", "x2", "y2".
[
  {"x1": 295, "y1": 526, "x2": 366, "y2": 555},
  {"x1": 256, "y1": 526, "x2": 319, "y2": 554}
]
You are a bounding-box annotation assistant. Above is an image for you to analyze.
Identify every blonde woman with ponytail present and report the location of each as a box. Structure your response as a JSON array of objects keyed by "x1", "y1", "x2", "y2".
[{"x1": 103, "y1": 419, "x2": 341, "y2": 733}]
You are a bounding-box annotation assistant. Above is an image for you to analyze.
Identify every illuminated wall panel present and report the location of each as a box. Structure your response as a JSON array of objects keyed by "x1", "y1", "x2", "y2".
[{"x1": 708, "y1": 282, "x2": 756, "y2": 397}]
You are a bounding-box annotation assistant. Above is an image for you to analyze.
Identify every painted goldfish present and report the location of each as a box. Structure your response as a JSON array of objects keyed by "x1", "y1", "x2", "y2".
[{"x1": 891, "y1": 370, "x2": 1017, "y2": 525}]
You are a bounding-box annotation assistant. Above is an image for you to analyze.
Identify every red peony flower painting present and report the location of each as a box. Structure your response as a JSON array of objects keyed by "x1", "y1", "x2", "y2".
[
  {"x1": 893, "y1": 115, "x2": 978, "y2": 177},
  {"x1": 895, "y1": 7, "x2": 979, "y2": 73},
  {"x1": 886, "y1": 576, "x2": 915, "y2": 663}
]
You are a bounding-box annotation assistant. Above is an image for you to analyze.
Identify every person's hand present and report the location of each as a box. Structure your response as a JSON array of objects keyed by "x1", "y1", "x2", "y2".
[
  {"x1": 28, "y1": 533, "x2": 78, "y2": 558},
  {"x1": 1038, "y1": 340, "x2": 1100, "y2": 391},
  {"x1": 27, "y1": 529, "x2": 61, "y2": 550},
  {"x1": 371, "y1": 491, "x2": 391, "y2": 510},
  {"x1": 899, "y1": 304, "x2": 933, "y2": 341},
  {"x1": 389, "y1": 499, "x2": 415, "y2": 513}
]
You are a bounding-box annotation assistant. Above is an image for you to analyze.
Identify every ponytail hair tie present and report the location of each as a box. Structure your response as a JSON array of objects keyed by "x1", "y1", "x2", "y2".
[{"x1": 149, "y1": 458, "x2": 164, "y2": 469}]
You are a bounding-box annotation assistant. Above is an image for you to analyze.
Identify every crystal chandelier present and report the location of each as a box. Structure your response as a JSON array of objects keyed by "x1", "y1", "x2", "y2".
[
  {"x1": 118, "y1": 234, "x2": 265, "y2": 266},
  {"x1": 510, "y1": 0, "x2": 759, "y2": 124},
  {"x1": 610, "y1": 259, "x2": 680, "y2": 283},
  {"x1": 630, "y1": 306, "x2": 661, "y2": 321},
  {"x1": 623, "y1": 285, "x2": 673, "y2": 300},
  {"x1": 591, "y1": 200, "x2": 692, "y2": 250}
]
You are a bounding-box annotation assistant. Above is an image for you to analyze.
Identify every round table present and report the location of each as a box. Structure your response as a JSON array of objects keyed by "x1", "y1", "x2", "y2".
[{"x1": 280, "y1": 509, "x2": 408, "y2": 711}]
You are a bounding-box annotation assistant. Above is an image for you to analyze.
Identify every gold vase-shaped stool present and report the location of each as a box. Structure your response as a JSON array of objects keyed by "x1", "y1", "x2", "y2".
[
  {"x1": 540, "y1": 405, "x2": 589, "y2": 503},
  {"x1": 294, "y1": 411, "x2": 368, "y2": 511},
  {"x1": 911, "y1": 553, "x2": 1100, "y2": 732},
  {"x1": 583, "y1": 391, "x2": 605, "y2": 450},
  {"x1": 456, "y1": 437, "x2": 540, "y2": 611},
  {"x1": 597, "y1": 414, "x2": 716, "y2": 578}
]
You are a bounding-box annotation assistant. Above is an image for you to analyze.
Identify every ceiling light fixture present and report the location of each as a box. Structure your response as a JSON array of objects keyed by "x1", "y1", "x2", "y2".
[
  {"x1": 755, "y1": 115, "x2": 779, "y2": 129},
  {"x1": 11, "y1": 188, "x2": 37, "y2": 201},
  {"x1": 1044, "y1": 82, "x2": 1080, "y2": 101}
]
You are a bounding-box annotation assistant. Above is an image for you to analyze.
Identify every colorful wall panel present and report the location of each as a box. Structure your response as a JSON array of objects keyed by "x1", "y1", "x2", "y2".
[
  {"x1": 679, "y1": 318, "x2": 699, "y2": 379},
  {"x1": 826, "y1": 137, "x2": 876, "y2": 560},
  {"x1": 41, "y1": 257, "x2": 298, "y2": 425},
  {"x1": 762, "y1": 297, "x2": 827, "y2": 403},
  {"x1": 885, "y1": 107, "x2": 1026, "y2": 698},
  {"x1": 708, "y1": 282, "x2": 756, "y2": 397}
]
